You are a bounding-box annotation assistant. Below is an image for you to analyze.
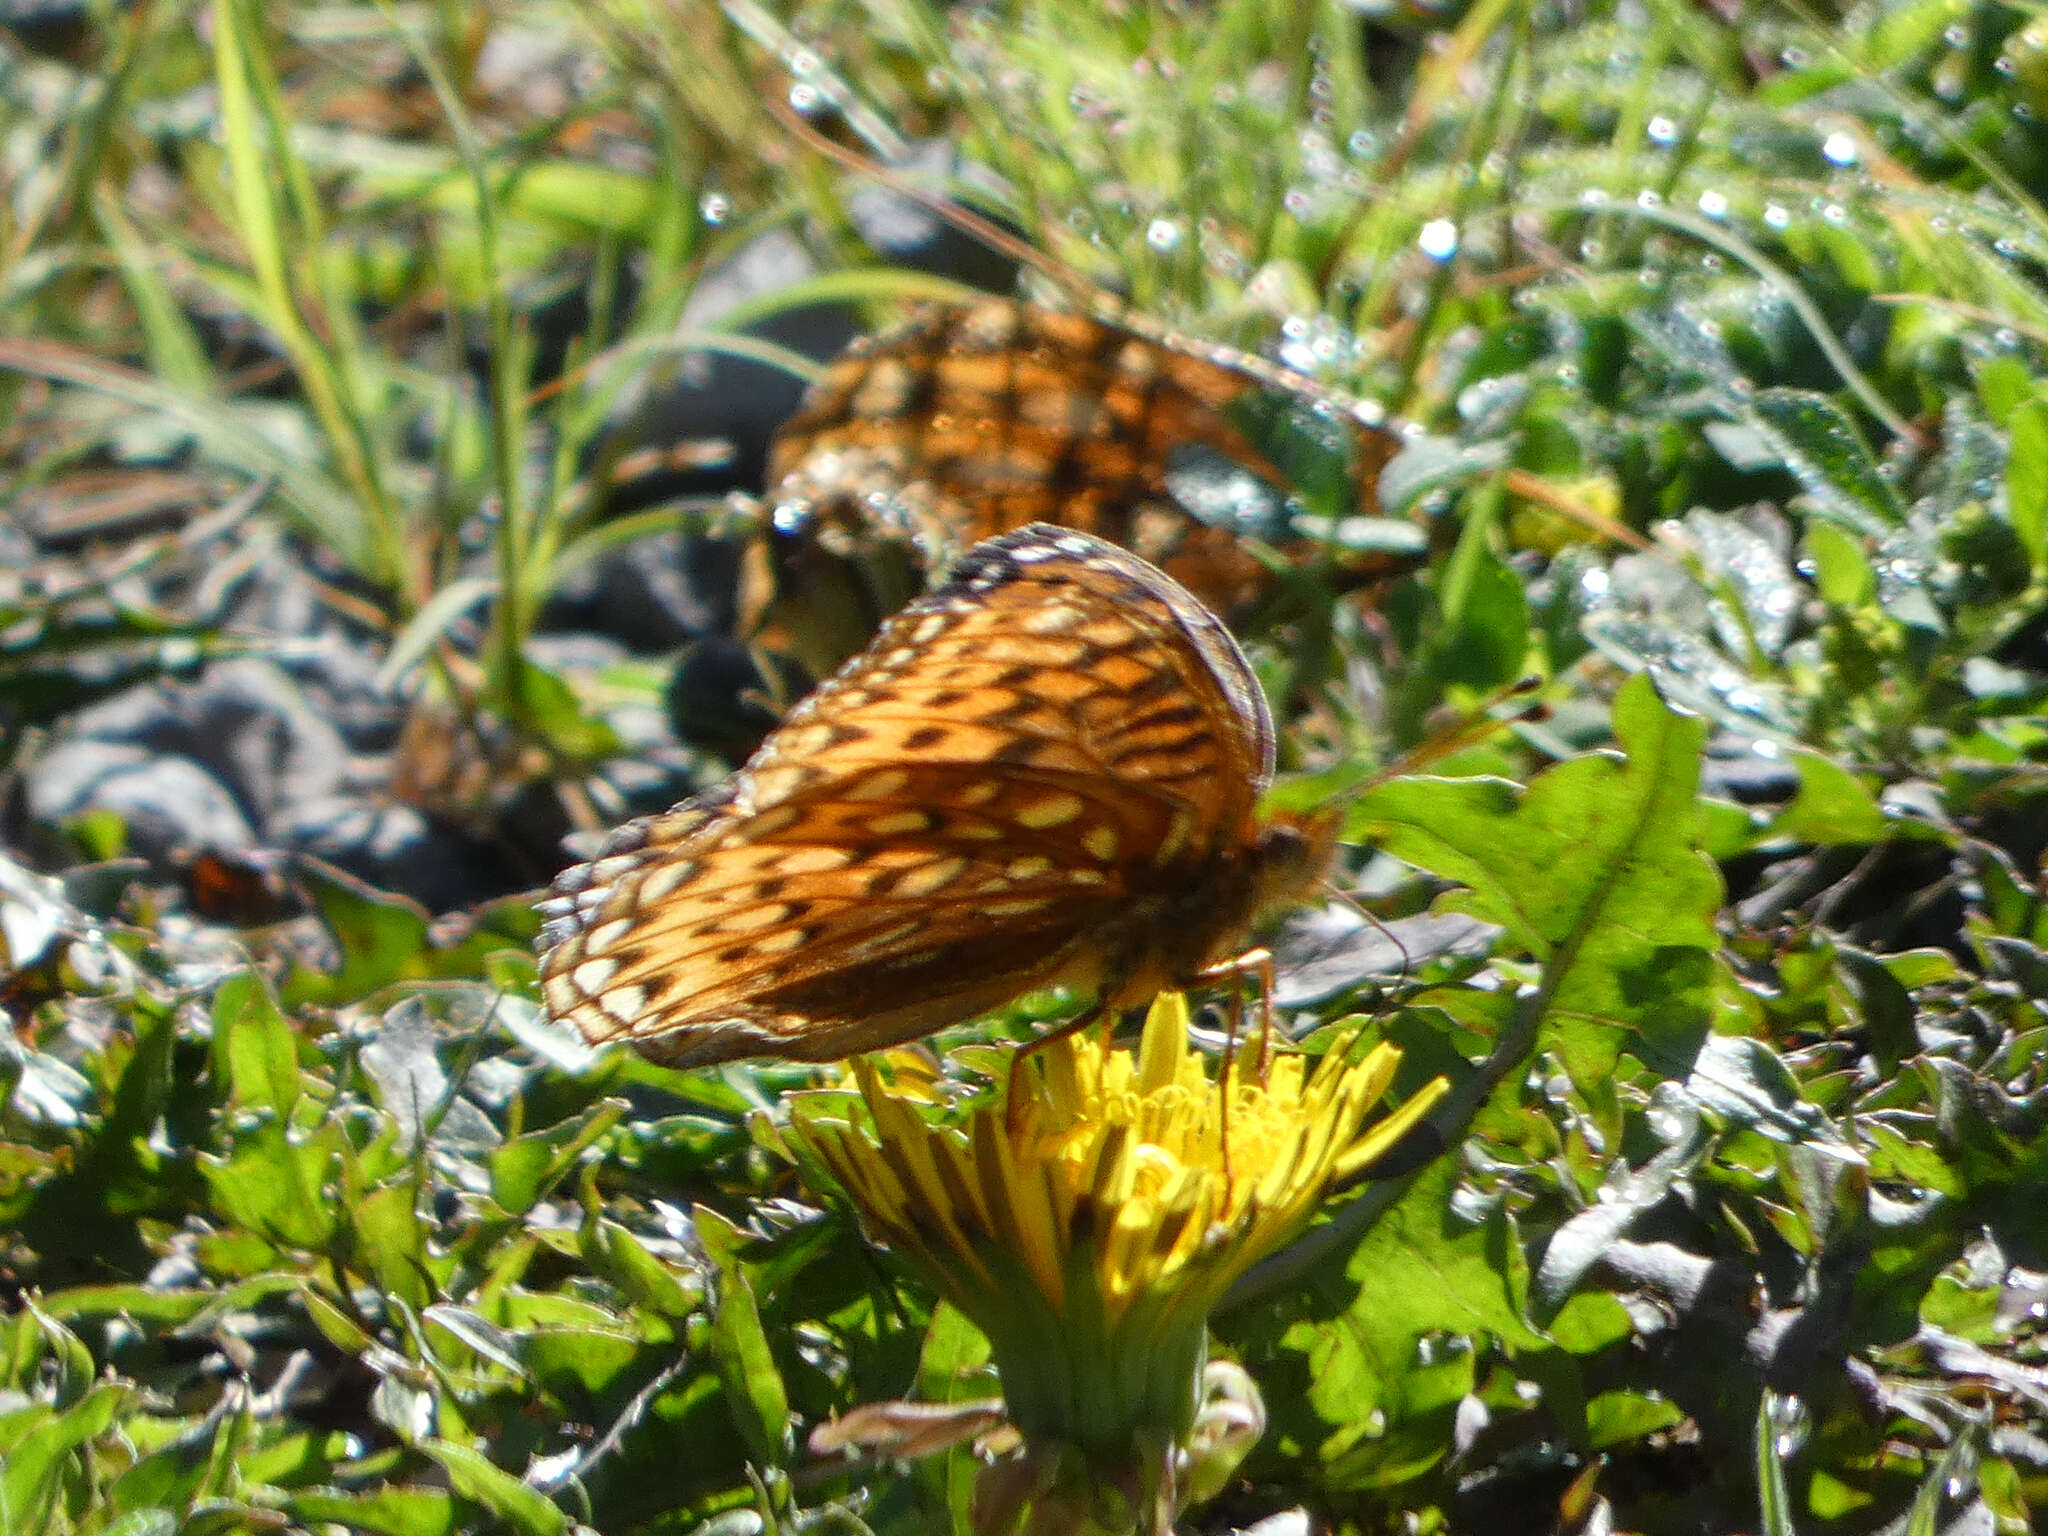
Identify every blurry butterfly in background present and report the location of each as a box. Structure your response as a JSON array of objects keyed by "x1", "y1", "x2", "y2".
[
  {"x1": 735, "y1": 297, "x2": 1426, "y2": 687},
  {"x1": 541, "y1": 523, "x2": 1340, "y2": 1068}
]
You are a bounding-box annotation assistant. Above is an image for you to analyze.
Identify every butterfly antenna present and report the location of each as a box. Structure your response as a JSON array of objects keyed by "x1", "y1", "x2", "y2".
[
  {"x1": 1326, "y1": 884, "x2": 1414, "y2": 989},
  {"x1": 761, "y1": 92, "x2": 1099, "y2": 310}
]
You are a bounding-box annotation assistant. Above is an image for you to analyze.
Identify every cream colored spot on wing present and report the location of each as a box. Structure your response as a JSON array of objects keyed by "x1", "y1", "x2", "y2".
[
  {"x1": 598, "y1": 983, "x2": 647, "y2": 1023},
  {"x1": 587, "y1": 918, "x2": 637, "y2": 954},
  {"x1": 1006, "y1": 855, "x2": 1054, "y2": 879},
  {"x1": 847, "y1": 768, "x2": 911, "y2": 802},
  {"x1": 1022, "y1": 602, "x2": 1086, "y2": 635},
  {"x1": 635, "y1": 859, "x2": 698, "y2": 905},
  {"x1": 1083, "y1": 825, "x2": 1120, "y2": 862},
  {"x1": 850, "y1": 357, "x2": 917, "y2": 417},
  {"x1": 956, "y1": 781, "x2": 1001, "y2": 808},
  {"x1": 778, "y1": 723, "x2": 840, "y2": 756},
  {"x1": 1078, "y1": 619, "x2": 1138, "y2": 649},
  {"x1": 868, "y1": 809, "x2": 933, "y2": 836},
  {"x1": 565, "y1": 958, "x2": 615, "y2": 1001},
  {"x1": 749, "y1": 927, "x2": 809, "y2": 957},
  {"x1": 750, "y1": 765, "x2": 811, "y2": 806},
  {"x1": 910, "y1": 612, "x2": 952, "y2": 644},
  {"x1": 721, "y1": 903, "x2": 793, "y2": 934},
  {"x1": 893, "y1": 856, "x2": 969, "y2": 898},
  {"x1": 981, "y1": 896, "x2": 1057, "y2": 919},
  {"x1": 775, "y1": 846, "x2": 853, "y2": 875},
  {"x1": 747, "y1": 804, "x2": 802, "y2": 838},
  {"x1": 1016, "y1": 791, "x2": 1085, "y2": 829}
]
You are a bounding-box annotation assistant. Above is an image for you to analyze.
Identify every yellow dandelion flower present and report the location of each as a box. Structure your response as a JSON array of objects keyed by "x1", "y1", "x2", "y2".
[{"x1": 788, "y1": 995, "x2": 1448, "y2": 1534}]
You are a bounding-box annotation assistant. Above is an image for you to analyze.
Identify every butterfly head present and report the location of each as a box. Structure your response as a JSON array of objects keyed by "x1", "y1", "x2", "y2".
[{"x1": 1251, "y1": 805, "x2": 1345, "y2": 918}]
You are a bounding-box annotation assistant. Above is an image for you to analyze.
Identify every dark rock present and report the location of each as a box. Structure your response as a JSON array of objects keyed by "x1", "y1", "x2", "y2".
[
  {"x1": 540, "y1": 530, "x2": 739, "y2": 650},
  {"x1": 1700, "y1": 736, "x2": 1800, "y2": 805},
  {"x1": 664, "y1": 635, "x2": 810, "y2": 768},
  {"x1": 271, "y1": 794, "x2": 518, "y2": 914},
  {"x1": 65, "y1": 658, "x2": 352, "y2": 836},
  {"x1": 25, "y1": 741, "x2": 259, "y2": 863}
]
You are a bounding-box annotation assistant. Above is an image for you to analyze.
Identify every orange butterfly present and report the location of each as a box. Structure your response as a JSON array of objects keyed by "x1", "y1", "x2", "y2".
[
  {"x1": 539, "y1": 523, "x2": 1339, "y2": 1067},
  {"x1": 739, "y1": 297, "x2": 1418, "y2": 683}
]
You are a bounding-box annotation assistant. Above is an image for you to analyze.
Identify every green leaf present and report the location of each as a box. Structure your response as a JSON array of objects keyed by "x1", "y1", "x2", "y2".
[
  {"x1": 0, "y1": 1381, "x2": 129, "y2": 1531},
  {"x1": 1766, "y1": 751, "x2": 1893, "y2": 845},
  {"x1": 2005, "y1": 397, "x2": 2048, "y2": 570},
  {"x1": 281, "y1": 1487, "x2": 462, "y2": 1536},
  {"x1": 1584, "y1": 1388, "x2": 1686, "y2": 1450},
  {"x1": 1532, "y1": 1103, "x2": 1711, "y2": 1321},
  {"x1": 1755, "y1": 1390, "x2": 1800, "y2": 1536},
  {"x1": 1351, "y1": 674, "x2": 1721, "y2": 1081},
  {"x1": 211, "y1": 974, "x2": 302, "y2": 1117},
  {"x1": 488, "y1": 1098, "x2": 627, "y2": 1216},
  {"x1": 698, "y1": 1210, "x2": 791, "y2": 1468},
  {"x1": 419, "y1": 1440, "x2": 567, "y2": 1536},
  {"x1": 1748, "y1": 388, "x2": 1905, "y2": 536}
]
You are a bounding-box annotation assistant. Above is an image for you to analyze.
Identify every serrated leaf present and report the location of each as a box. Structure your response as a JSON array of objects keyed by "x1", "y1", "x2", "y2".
[{"x1": 1350, "y1": 674, "x2": 1721, "y2": 1081}]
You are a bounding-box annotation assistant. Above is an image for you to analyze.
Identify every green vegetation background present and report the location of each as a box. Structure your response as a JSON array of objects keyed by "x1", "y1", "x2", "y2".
[{"x1": 3, "y1": 0, "x2": 2047, "y2": 1533}]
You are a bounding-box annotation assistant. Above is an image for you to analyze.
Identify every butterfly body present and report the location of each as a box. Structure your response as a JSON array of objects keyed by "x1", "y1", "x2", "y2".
[{"x1": 540, "y1": 524, "x2": 1337, "y2": 1067}]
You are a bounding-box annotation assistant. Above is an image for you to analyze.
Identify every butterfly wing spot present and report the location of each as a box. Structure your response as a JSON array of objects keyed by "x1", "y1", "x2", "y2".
[
  {"x1": 847, "y1": 769, "x2": 912, "y2": 802},
  {"x1": 749, "y1": 927, "x2": 811, "y2": 958},
  {"x1": 909, "y1": 612, "x2": 953, "y2": 644},
  {"x1": 884, "y1": 856, "x2": 971, "y2": 898},
  {"x1": 775, "y1": 846, "x2": 853, "y2": 875},
  {"x1": 586, "y1": 918, "x2": 640, "y2": 953},
  {"x1": 981, "y1": 896, "x2": 1060, "y2": 920},
  {"x1": 634, "y1": 859, "x2": 701, "y2": 905},
  {"x1": 598, "y1": 983, "x2": 647, "y2": 1025},
  {"x1": 1015, "y1": 791, "x2": 1086, "y2": 829},
  {"x1": 751, "y1": 765, "x2": 814, "y2": 805},
  {"x1": 850, "y1": 357, "x2": 919, "y2": 417},
  {"x1": 571, "y1": 957, "x2": 620, "y2": 994},
  {"x1": 902, "y1": 726, "x2": 949, "y2": 751},
  {"x1": 1083, "y1": 825, "x2": 1120, "y2": 862},
  {"x1": 746, "y1": 805, "x2": 804, "y2": 839},
  {"x1": 867, "y1": 809, "x2": 933, "y2": 836},
  {"x1": 1022, "y1": 602, "x2": 1086, "y2": 635},
  {"x1": 1006, "y1": 855, "x2": 1054, "y2": 880}
]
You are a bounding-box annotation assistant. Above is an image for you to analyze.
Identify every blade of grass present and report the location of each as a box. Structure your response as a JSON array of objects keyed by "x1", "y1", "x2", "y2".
[{"x1": 212, "y1": 0, "x2": 408, "y2": 597}]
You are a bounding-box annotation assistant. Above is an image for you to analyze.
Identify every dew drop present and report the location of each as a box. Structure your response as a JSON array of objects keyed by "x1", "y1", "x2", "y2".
[
  {"x1": 788, "y1": 81, "x2": 823, "y2": 114},
  {"x1": 1418, "y1": 218, "x2": 1460, "y2": 260},
  {"x1": 1698, "y1": 189, "x2": 1729, "y2": 218},
  {"x1": 1821, "y1": 130, "x2": 1858, "y2": 166},
  {"x1": 699, "y1": 192, "x2": 730, "y2": 225},
  {"x1": 1647, "y1": 115, "x2": 1678, "y2": 145},
  {"x1": 1146, "y1": 218, "x2": 1183, "y2": 252}
]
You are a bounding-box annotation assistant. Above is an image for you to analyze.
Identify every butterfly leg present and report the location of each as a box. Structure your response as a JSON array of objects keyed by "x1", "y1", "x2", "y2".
[
  {"x1": 1191, "y1": 947, "x2": 1278, "y2": 1070},
  {"x1": 1004, "y1": 1002, "x2": 1109, "y2": 1129}
]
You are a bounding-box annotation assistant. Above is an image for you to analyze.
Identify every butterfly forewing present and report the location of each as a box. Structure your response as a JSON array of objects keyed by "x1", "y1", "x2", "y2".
[{"x1": 539, "y1": 525, "x2": 1278, "y2": 1067}]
